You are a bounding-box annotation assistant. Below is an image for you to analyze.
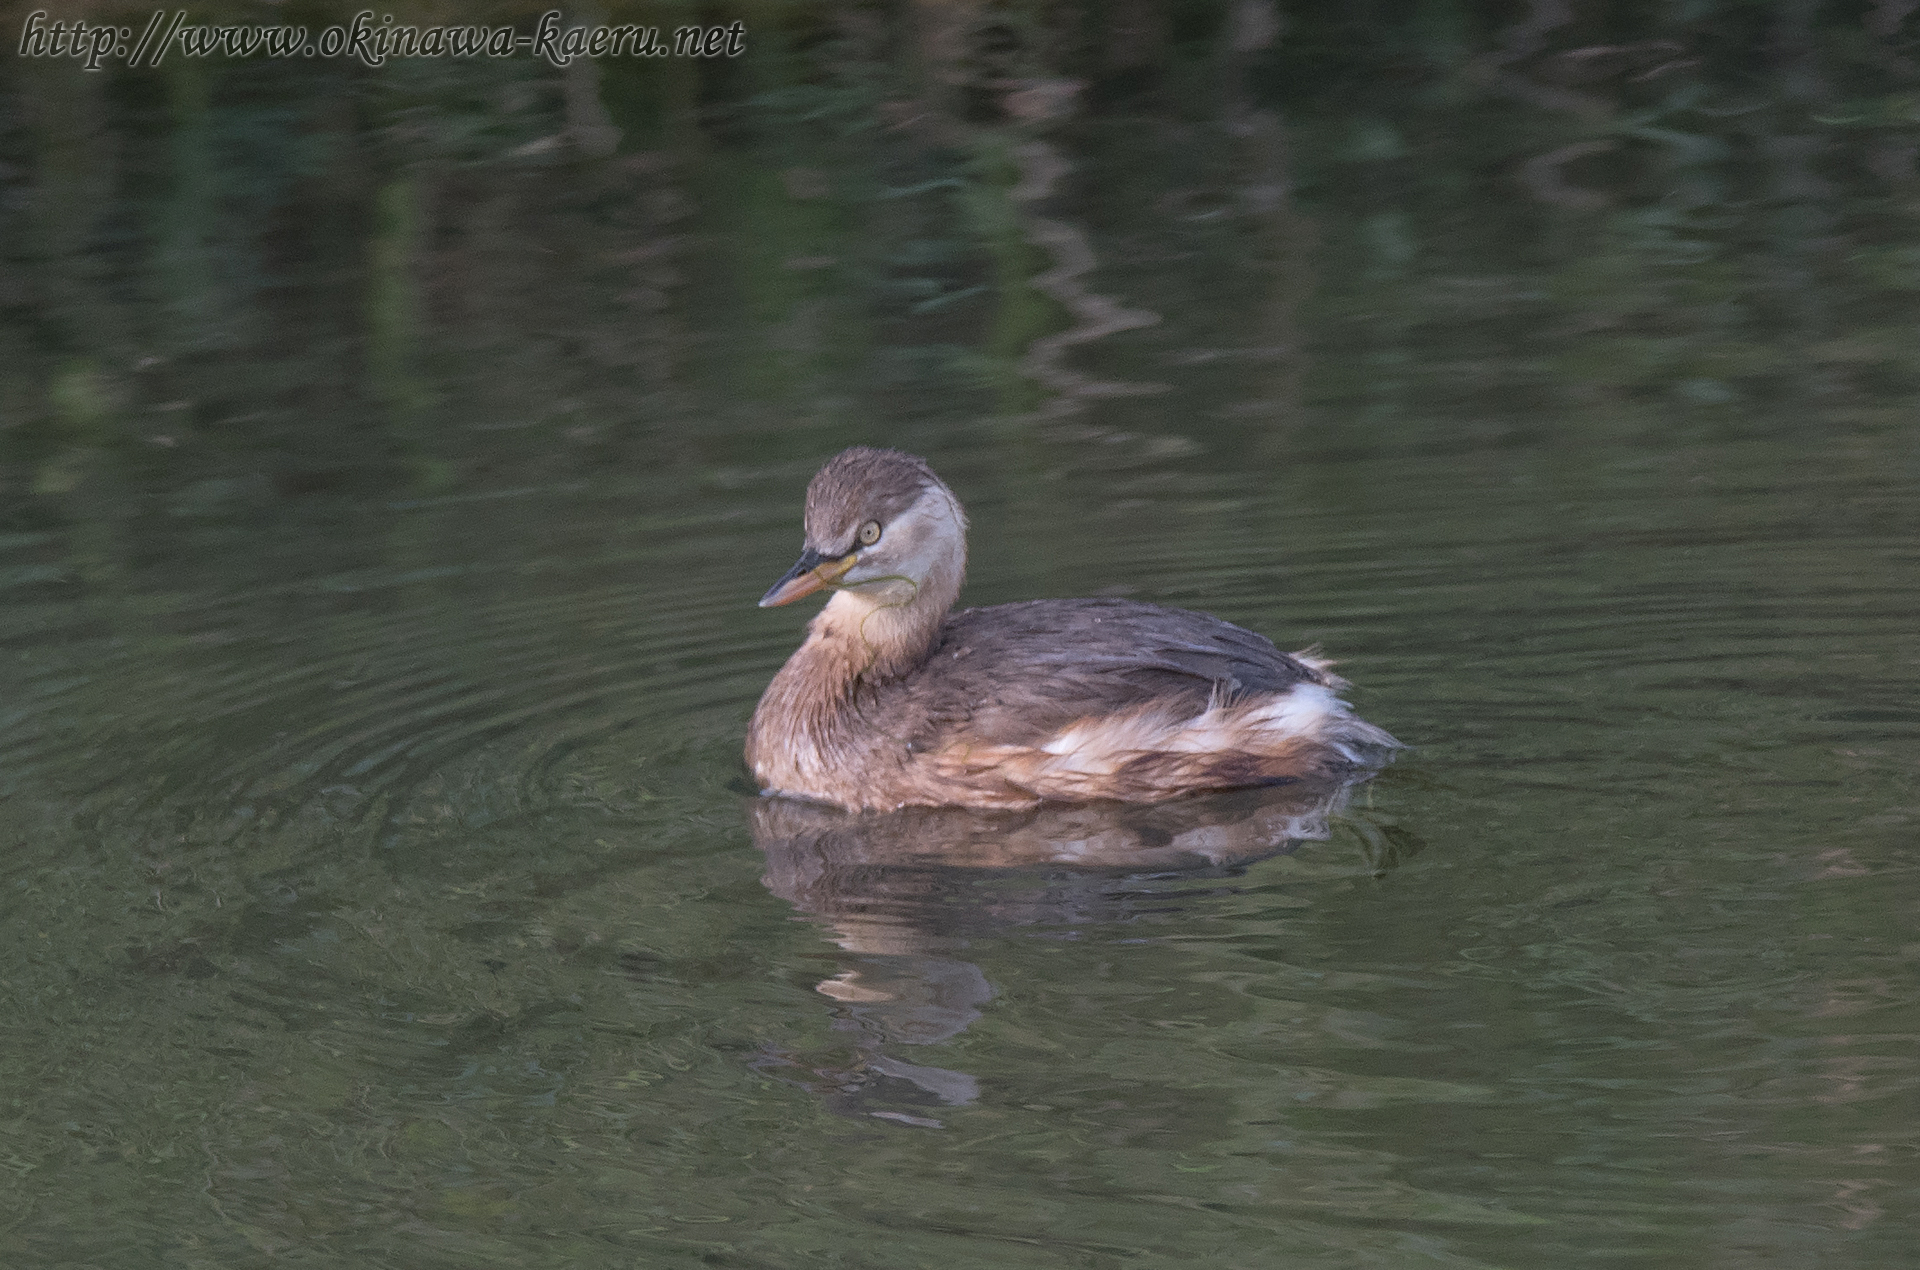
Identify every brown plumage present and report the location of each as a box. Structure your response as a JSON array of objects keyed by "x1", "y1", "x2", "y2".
[{"x1": 747, "y1": 447, "x2": 1399, "y2": 812}]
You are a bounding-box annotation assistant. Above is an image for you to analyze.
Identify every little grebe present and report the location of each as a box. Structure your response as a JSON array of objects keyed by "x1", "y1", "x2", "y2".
[{"x1": 747, "y1": 448, "x2": 1398, "y2": 811}]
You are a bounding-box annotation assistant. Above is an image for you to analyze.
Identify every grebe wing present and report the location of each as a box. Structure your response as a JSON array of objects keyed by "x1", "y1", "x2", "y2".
[{"x1": 910, "y1": 598, "x2": 1322, "y2": 747}]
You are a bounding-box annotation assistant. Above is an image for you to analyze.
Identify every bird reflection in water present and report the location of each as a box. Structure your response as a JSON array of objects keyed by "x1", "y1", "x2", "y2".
[{"x1": 748, "y1": 775, "x2": 1412, "y2": 1128}]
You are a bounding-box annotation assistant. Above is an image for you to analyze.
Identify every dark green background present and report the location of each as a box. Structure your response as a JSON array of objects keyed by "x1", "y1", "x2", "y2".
[{"x1": 2, "y1": 3, "x2": 1916, "y2": 1266}]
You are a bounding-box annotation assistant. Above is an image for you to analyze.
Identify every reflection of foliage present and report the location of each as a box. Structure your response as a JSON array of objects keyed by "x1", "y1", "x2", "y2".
[
  {"x1": 3, "y1": 0, "x2": 1920, "y2": 501},
  {"x1": 369, "y1": 55, "x2": 560, "y2": 165}
]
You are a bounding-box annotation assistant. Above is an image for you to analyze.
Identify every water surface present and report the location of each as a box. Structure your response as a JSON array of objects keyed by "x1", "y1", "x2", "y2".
[{"x1": 3, "y1": 4, "x2": 1918, "y2": 1267}]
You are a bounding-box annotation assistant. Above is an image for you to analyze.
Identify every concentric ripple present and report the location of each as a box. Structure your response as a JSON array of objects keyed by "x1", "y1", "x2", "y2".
[{"x1": 1, "y1": 429, "x2": 1916, "y2": 1269}]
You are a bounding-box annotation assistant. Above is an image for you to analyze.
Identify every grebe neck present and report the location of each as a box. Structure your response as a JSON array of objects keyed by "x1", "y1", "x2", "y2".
[
  {"x1": 747, "y1": 479, "x2": 969, "y2": 792},
  {"x1": 808, "y1": 546, "x2": 961, "y2": 688}
]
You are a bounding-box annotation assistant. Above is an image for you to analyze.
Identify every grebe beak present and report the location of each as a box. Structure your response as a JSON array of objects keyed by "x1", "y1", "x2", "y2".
[{"x1": 758, "y1": 548, "x2": 858, "y2": 607}]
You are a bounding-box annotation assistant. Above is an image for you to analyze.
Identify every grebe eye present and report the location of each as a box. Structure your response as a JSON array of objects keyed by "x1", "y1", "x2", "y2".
[{"x1": 857, "y1": 520, "x2": 881, "y2": 546}]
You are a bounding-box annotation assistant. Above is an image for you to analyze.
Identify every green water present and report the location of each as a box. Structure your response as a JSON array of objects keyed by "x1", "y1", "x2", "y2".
[{"x1": 4, "y1": 3, "x2": 1919, "y2": 1266}]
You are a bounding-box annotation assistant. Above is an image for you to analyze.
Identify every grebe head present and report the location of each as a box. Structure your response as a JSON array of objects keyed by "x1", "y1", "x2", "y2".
[{"x1": 759, "y1": 447, "x2": 967, "y2": 611}]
